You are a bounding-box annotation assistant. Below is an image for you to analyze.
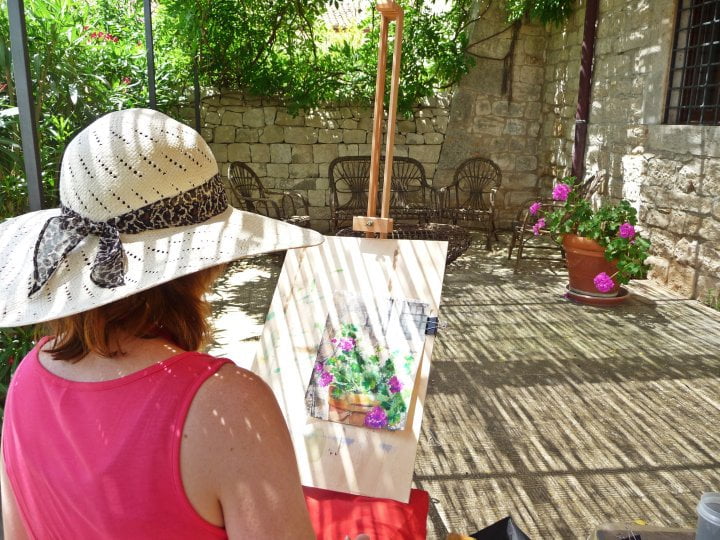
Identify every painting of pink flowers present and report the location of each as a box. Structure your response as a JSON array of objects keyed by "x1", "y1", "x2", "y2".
[{"x1": 305, "y1": 291, "x2": 429, "y2": 431}]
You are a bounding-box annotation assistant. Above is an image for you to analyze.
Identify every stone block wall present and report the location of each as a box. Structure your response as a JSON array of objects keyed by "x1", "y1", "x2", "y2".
[
  {"x1": 539, "y1": 0, "x2": 720, "y2": 300},
  {"x1": 185, "y1": 93, "x2": 450, "y2": 232},
  {"x1": 435, "y1": 3, "x2": 547, "y2": 227}
]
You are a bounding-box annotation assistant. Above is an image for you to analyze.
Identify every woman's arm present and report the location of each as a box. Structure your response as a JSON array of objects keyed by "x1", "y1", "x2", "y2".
[
  {"x1": 1, "y1": 443, "x2": 30, "y2": 540},
  {"x1": 182, "y1": 364, "x2": 315, "y2": 539}
]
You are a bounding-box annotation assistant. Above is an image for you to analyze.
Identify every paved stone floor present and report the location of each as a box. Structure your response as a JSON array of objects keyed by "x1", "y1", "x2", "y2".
[{"x1": 209, "y1": 234, "x2": 720, "y2": 539}]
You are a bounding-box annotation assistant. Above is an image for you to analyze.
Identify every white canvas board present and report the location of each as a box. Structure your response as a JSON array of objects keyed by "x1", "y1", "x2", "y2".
[{"x1": 252, "y1": 236, "x2": 447, "y2": 502}]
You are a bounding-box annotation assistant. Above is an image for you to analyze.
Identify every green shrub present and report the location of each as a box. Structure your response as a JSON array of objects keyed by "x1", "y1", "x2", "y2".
[
  {"x1": 158, "y1": 0, "x2": 475, "y2": 115},
  {"x1": 0, "y1": 326, "x2": 35, "y2": 416},
  {"x1": 0, "y1": 0, "x2": 188, "y2": 219}
]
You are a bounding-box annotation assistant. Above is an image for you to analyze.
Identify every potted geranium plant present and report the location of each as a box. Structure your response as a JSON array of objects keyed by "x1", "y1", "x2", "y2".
[{"x1": 528, "y1": 176, "x2": 651, "y2": 302}]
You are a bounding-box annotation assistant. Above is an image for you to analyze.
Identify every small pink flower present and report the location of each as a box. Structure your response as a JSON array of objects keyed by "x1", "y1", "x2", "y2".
[
  {"x1": 333, "y1": 337, "x2": 355, "y2": 352},
  {"x1": 593, "y1": 272, "x2": 616, "y2": 293},
  {"x1": 529, "y1": 201, "x2": 542, "y2": 216},
  {"x1": 364, "y1": 406, "x2": 388, "y2": 429},
  {"x1": 121, "y1": 77, "x2": 131, "y2": 85},
  {"x1": 388, "y1": 375, "x2": 403, "y2": 394},
  {"x1": 618, "y1": 222, "x2": 635, "y2": 239},
  {"x1": 552, "y1": 183, "x2": 572, "y2": 201},
  {"x1": 314, "y1": 361, "x2": 324, "y2": 373},
  {"x1": 532, "y1": 217, "x2": 546, "y2": 236},
  {"x1": 318, "y1": 370, "x2": 333, "y2": 387}
]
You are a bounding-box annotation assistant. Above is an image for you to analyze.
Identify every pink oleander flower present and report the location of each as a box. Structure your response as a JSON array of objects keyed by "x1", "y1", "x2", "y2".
[
  {"x1": 552, "y1": 183, "x2": 572, "y2": 201},
  {"x1": 532, "y1": 217, "x2": 546, "y2": 236},
  {"x1": 318, "y1": 370, "x2": 333, "y2": 387},
  {"x1": 529, "y1": 201, "x2": 542, "y2": 216},
  {"x1": 388, "y1": 375, "x2": 403, "y2": 394},
  {"x1": 618, "y1": 222, "x2": 636, "y2": 239},
  {"x1": 364, "y1": 406, "x2": 388, "y2": 429},
  {"x1": 593, "y1": 272, "x2": 616, "y2": 293}
]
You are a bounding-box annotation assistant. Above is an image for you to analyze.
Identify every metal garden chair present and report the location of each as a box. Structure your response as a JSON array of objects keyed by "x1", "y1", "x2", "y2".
[
  {"x1": 328, "y1": 156, "x2": 441, "y2": 233},
  {"x1": 227, "y1": 161, "x2": 311, "y2": 228},
  {"x1": 441, "y1": 157, "x2": 502, "y2": 249}
]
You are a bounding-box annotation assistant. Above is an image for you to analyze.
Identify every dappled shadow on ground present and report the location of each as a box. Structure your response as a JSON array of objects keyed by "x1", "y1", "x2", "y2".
[
  {"x1": 416, "y1": 234, "x2": 720, "y2": 538},
  {"x1": 207, "y1": 233, "x2": 720, "y2": 538}
]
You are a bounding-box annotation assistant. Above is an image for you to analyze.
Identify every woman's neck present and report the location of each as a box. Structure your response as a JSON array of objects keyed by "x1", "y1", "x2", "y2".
[{"x1": 38, "y1": 334, "x2": 188, "y2": 383}]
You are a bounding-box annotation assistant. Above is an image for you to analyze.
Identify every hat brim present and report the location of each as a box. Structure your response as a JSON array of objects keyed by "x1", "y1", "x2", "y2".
[{"x1": 0, "y1": 206, "x2": 324, "y2": 327}]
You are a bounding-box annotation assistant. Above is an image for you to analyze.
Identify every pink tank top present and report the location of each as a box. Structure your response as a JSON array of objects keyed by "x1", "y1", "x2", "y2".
[{"x1": 2, "y1": 337, "x2": 230, "y2": 539}]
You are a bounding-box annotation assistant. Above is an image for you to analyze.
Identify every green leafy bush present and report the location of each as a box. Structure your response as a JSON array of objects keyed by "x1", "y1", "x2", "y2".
[
  {"x1": 0, "y1": 326, "x2": 35, "y2": 416},
  {"x1": 0, "y1": 0, "x2": 188, "y2": 219},
  {"x1": 158, "y1": 0, "x2": 475, "y2": 114},
  {"x1": 505, "y1": 0, "x2": 575, "y2": 25}
]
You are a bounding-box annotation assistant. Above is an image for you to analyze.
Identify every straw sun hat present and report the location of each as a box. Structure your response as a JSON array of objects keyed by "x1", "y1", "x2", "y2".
[{"x1": 0, "y1": 108, "x2": 323, "y2": 328}]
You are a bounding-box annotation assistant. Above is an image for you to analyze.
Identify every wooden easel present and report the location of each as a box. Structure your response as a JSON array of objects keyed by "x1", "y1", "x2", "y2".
[
  {"x1": 250, "y1": 1, "x2": 449, "y2": 502},
  {"x1": 352, "y1": 1, "x2": 404, "y2": 239}
]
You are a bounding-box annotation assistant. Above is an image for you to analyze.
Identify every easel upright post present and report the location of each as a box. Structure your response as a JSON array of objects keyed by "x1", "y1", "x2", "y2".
[
  {"x1": 379, "y1": 6, "x2": 403, "y2": 227},
  {"x1": 353, "y1": 1, "x2": 403, "y2": 239}
]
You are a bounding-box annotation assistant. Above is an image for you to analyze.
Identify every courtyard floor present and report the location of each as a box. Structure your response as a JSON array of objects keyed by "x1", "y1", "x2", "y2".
[{"x1": 208, "y1": 234, "x2": 720, "y2": 539}]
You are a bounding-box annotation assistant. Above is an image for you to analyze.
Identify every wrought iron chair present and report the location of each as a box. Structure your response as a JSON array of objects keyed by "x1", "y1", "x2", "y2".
[
  {"x1": 328, "y1": 156, "x2": 441, "y2": 232},
  {"x1": 507, "y1": 174, "x2": 601, "y2": 271},
  {"x1": 227, "y1": 161, "x2": 311, "y2": 228},
  {"x1": 441, "y1": 157, "x2": 502, "y2": 249}
]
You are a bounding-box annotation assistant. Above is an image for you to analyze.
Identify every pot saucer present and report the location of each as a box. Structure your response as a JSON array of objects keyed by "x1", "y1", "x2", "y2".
[{"x1": 564, "y1": 285, "x2": 630, "y2": 306}]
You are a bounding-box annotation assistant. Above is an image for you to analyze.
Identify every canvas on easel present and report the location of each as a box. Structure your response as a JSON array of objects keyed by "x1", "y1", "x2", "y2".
[{"x1": 253, "y1": 235, "x2": 447, "y2": 502}]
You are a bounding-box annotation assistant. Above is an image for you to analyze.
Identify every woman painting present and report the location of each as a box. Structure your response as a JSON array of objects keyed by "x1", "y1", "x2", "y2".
[{"x1": 0, "y1": 109, "x2": 322, "y2": 538}]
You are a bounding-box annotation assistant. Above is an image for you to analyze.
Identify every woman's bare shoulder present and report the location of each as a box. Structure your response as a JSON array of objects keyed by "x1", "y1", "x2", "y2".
[{"x1": 183, "y1": 363, "x2": 315, "y2": 537}]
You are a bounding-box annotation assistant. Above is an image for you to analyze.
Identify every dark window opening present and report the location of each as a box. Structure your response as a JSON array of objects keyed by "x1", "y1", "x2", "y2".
[{"x1": 665, "y1": 0, "x2": 720, "y2": 125}]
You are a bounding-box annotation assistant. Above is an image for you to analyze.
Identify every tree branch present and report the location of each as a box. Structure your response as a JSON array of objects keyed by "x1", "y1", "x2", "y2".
[{"x1": 251, "y1": 4, "x2": 289, "y2": 66}]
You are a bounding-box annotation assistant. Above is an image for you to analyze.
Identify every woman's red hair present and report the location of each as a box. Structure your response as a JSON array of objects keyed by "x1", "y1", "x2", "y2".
[{"x1": 43, "y1": 266, "x2": 225, "y2": 361}]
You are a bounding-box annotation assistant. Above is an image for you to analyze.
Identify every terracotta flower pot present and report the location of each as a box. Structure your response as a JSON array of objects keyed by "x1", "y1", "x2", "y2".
[{"x1": 562, "y1": 234, "x2": 620, "y2": 297}]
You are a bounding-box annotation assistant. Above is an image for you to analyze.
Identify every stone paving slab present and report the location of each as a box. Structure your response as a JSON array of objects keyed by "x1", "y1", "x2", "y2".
[{"x1": 209, "y1": 236, "x2": 720, "y2": 539}]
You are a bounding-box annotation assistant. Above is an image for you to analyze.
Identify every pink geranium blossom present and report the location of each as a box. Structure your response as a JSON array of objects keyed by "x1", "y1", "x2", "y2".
[
  {"x1": 618, "y1": 222, "x2": 635, "y2": 239},
  {"x1": 388, "y1": 375, "x2": 403, "y2": 394},
  {"x1": 532, "y1": 218, "x2": 546, "y2": 236},
  {"x1": 529, "y1": 201, "x2": 542, "y2": 216},
  {"x1": 552, "y1": 183, "x2": 572, "y2": 201},
  {"x1": 593, "y1": 272, "x2": 616, "y2": 293}
]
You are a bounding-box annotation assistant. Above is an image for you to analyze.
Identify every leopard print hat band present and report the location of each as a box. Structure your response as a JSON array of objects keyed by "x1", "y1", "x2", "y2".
[{"x1": 30, "y1": 175, "x2": 228, "y2": 296}]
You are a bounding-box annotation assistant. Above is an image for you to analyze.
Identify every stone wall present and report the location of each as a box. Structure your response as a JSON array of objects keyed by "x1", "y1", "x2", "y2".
[
  {"x1": 187, "y1": 93, "x2": 450, "y2": 232},
  {"x1": 539, "y1": 0, "x2": 720, "y2": 300},
  {"x1": 435, "y1": 4, "x2": 547, "y2": 227}
]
